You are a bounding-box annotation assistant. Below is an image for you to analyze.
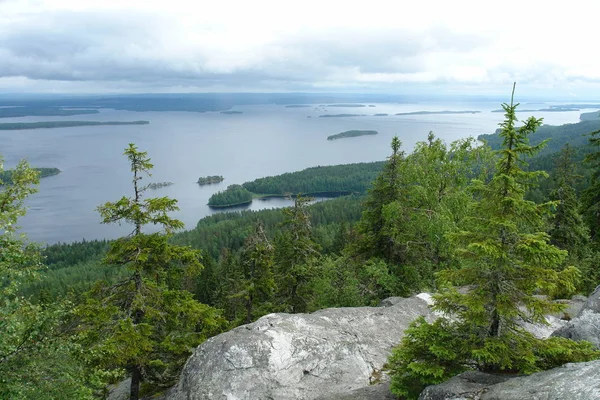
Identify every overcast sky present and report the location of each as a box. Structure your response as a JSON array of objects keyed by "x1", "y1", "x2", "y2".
[{"x1": 1, "y1": 0, "x2": 599, "y2": 97}]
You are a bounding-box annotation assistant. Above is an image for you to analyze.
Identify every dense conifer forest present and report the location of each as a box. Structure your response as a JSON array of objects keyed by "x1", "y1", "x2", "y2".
[{"x1": 3, "y1": 100, "x2": 600, "y2": 399}]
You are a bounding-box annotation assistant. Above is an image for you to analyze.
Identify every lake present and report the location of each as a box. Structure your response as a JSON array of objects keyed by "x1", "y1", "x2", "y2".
[{"x1": 0, "y1": 101, "x2": 585, "y2": 244}]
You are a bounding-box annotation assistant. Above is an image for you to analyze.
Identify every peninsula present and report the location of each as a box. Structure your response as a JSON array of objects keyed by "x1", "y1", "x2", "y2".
[
  {"x1": 319, "y1": 114, "x2": 363, "y2": 118},
  {"x1": 0, "y1": 121, "x2": 150, "y2": 130},
  {"x1": 1, "y1": 167, "x2": 60, "y2": 184}
]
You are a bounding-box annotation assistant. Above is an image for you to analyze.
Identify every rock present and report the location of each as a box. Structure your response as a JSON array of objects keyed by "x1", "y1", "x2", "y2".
[
  {"x1": 314, "y1": 382, "x2": 396, "y2": 400},
  {"x1": 164, "y1": 296, "x2": 433, "y2": 400},
  {"x1": 107, "y1": 378, "x2": 131, "y2": 400},
  {"x1": 579, "y1": 285, "x2": 600, "y2": 316},
  {"x1": 418, "y1": 371, "x2": 512, "y2": 400},
  {"x1": 419, "y1": 361, "x2": 600, "y2": 400},
  {"x1": 552, "y1": 309, "x2": 600, "y2": 348}
]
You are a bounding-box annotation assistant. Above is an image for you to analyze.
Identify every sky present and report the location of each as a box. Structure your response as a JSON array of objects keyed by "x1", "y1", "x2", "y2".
[{"x1": 0, "y1": 0, "x2": 599, "y2": 98}]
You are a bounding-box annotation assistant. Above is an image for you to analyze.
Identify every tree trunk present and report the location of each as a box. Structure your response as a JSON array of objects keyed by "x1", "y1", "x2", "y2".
[{"x1": 130, "y1": 365, "x2": 142, "y2": 400}]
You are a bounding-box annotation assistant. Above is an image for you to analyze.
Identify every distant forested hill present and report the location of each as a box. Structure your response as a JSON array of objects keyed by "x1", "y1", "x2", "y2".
[{"x1": 478, "y1": 119, "x2": 600, "y2": 155}]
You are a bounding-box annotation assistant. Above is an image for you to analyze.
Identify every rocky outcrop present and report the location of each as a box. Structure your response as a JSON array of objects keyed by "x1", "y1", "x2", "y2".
[
  {"x1": 552, "y1": 288, "x2": 600, "y2": 349},
  {"x1": 164, "y1": 296, "x2": 433, "y2": 400},
  {"x1": 419, "y1": 360, "x2": 600, "y2": 400},
  {"x1": 314, "y1": 382, "x2": 396, "y2": 400},
  {"x1": 580, "y1": 285, "x2": 600, "y2": 315}
]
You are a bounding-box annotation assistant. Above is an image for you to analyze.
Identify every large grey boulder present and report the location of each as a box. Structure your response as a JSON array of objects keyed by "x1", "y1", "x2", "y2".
[
  {"x1": 419, "y1": 361, "x2": 600, "y2": 400},
  {"x1": 552, "y1": 309, "x2": 600, "y2": 348},
  {"x1": 579, "y1": 285, "x2": 600, "y2": 316},
  {"x1": 314, "y1": 381, "x2": 396, "y2": 400},
  {"x1": 551, "y1": 288, "x2": 600, "y2": 349},
  {"x1": 164, "y1": 296, "x2": 433, "y2": 400}
]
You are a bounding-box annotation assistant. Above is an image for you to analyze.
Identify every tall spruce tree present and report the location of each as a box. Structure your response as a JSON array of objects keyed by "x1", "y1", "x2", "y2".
[
  {"x1": 549, "y1": 144, "x2": 590, "y2": 261},
  {"x1": 583, "y1": 126, "x2": 600, "y2": 241},
  {"x1": 388, "y1": 85, "x2": 597, "y2": 399},
  {"x1": 275, "y1": 195, "x2": 320, "y2": 313},
  {"x1": 75, "y1": 144, "x2": 223, "y2": 400},
  {"x1": 237, "y1": 221, "x2": 276, "y2": 323}
]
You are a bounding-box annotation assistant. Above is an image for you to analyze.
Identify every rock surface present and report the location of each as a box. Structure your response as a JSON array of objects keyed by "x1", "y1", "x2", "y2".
[
  {"x1": 579, "y1": 285, "x2": 600, "y2": 315},
  {"x1": 419, "y1": 361, "x2": 600, "y2": 400},
  {"x1": 164, "y1": 296, "x2": 433, "y2": 400},
  {"x1": 552, "y1": 309, "x2": 600, "y2": 349},
  {"x1": 314, "y1": 382, "x2": 396, "y2": 400}
]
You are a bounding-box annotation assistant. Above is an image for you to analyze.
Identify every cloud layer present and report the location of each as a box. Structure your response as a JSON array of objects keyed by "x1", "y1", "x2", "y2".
[{"x1": 1, "y1": 0, "x2": 599, "y2": 95}]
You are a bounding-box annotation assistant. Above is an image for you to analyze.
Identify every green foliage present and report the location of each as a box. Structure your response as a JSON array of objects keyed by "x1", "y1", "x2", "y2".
[
  {"x1": 479, "y1": 119, "x2": 600, "y2": 156},
  {"x1": 351, "y1": 133, "x2": 493, "y2": 294},
  {"x1": 197, "y1": 175, "x2": 224, "y2": 185},
  {"x1": 242, "y1": 162, "x2": 384, "y2": 195},
  {"x1": 388, "y1": 317, "x2": 600, "y2": 400},
  {"x1": 388, "y1": 88, "x2": 595, "y2": 398},
  {"x1": 327, "y1": 130, "x2": 378, "y2": 140},
  {"x1": 0, "y1": 158, "x2": 93, "y2": 399},
  {"x1": 275, "y1": 196, "x2": 321, "y2": 313},
  {"x1": 582, "y1": 127, "x2": 600, "y2": 241},
  {"x1": 0, "y1": 167, "x2": 59, "y2": 185},
  {"x1": 75, "y1": 144, "x2": 224, "y2": 400},
  {"x1": 208, "y1": 184, "x2": 253, "y2": 207}
]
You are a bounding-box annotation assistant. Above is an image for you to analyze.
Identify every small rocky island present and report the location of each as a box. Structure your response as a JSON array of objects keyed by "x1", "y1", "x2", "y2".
[
  {"x1": 220, "y1": 111, "x2": 243, "y2": 115},
  {"x1": 147, "y1": 182, "x2": 173, "y2": 190},
  {"x1": 197, "y1": 175, "x2": 224, "y2": 185},
  {"x1": 327, "y1": 130, "x2": 378, "y2": 140}
]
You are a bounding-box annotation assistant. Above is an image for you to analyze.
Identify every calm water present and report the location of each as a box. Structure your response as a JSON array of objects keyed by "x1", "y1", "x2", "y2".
[{"x1": 0, "y1": 102, "x2": 585, "y2": 244}]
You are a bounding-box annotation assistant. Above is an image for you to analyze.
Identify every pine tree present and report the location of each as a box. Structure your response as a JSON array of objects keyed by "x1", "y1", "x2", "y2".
[
  {"x1": 75, "y1": 144, "x2": 223, "y2": 400},
  {"x1": 388, "y1": 85, "x2": 597, "y2": 399}
]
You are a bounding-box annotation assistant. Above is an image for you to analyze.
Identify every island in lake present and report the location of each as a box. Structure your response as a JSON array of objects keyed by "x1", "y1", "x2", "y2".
[
  {"x1": 0, "y1": 107, "x2": 100, "y2": 118},
  {"x1": 395, "y1": 110, "x2": 481, "y2": 116},
  {"x1": 1, "y1": 167, "x2": 60, "y2": 184},
  {"x1": 327, "y1": 104, "x2": 366, "y2": 107},
  {"x1": 285, "y1": 104, "x2": 311, "y2": 108},
  {"x1": 319, "y1": 114, "x2": 364, "y2": 118},
  {"x1": 147, "y1": 182, "x2": 173, "y2": 190},
  {"x1": 198, "y1": 175, "x2": 224, "y2": 185},
  {"x1": 374, "y1": 113, "x2": 388, "y2": 116},
  {"x1": 220, "y1": 111, "x2": 243, "y2": 114},
  {"x1": 0, "y1": 121, "x2": 150, "y2": 130},
  {"x1": 327, "y1": 130, "x2": 378, "y2": 140}
]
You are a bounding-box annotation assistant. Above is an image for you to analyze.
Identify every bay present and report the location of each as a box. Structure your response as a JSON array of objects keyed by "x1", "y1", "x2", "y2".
[{"x1": 0, "y1": 101, "x2": 584, "y2": 244}]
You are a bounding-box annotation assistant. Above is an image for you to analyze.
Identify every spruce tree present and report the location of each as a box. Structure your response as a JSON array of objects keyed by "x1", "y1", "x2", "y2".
[
  {"x1": 75, "y1": 144, "x2": 223, "y2": 400},
  {"x1": 275, "y1": 195, "x2": 320, "y2": 313},
  {"x1": 237, "y1": 221, "x2": 276, "y2": 323},
  {"x1": 388, "y1": 85, "x2": 598, "y2": 399},
  {"x1": 549, "y1": 144, "x2": 590, "y2": 261}
]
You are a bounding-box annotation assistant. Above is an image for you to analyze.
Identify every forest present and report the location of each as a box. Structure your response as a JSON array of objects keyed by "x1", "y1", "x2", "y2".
[
  {"x1": 0, "y1": 167, "x2": 60, "y2": 184},
  {"x1": 207, "y1": 161, "x2": 385, "y2": 207},
  {"x1": 3, "y1": 98, "x2": 600, "y2": 399}
]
